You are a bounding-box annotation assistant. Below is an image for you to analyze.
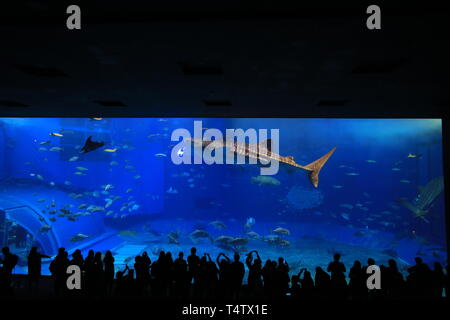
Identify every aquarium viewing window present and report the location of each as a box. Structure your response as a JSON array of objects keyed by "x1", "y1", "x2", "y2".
[{"x1": 0, "y1": 118, "x2": 446, "y2": 276}]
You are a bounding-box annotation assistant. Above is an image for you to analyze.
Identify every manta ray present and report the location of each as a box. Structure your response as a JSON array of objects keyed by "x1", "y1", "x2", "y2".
[
  {"x1": 187, "y1": 137, "x2": 336, "y2": 188},
  {"x1": 80, "y1": 136, "x2": 105, "y2": 154},
  {"x1": 396, "y1": 176, "x2": 444, "y2": 223}
]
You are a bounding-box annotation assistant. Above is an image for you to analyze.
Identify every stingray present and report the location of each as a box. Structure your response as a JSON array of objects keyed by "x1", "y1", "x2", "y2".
[{"x1": 80, "y1": 136, "x2": 105, "y2": 154}]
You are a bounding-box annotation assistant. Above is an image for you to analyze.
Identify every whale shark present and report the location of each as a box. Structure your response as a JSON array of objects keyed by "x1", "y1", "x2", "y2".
[
  {"x1": 396, "y1": 176, "x2": 444, "y2": 223},
  {"x1": 186, "y1": 137, "x2": 336, "y2": 188}
]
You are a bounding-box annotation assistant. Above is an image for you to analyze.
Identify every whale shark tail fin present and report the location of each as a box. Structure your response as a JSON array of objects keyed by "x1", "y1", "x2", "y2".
[{"x1": 303, "y1": 146, "x2": 337, "y2": 188}]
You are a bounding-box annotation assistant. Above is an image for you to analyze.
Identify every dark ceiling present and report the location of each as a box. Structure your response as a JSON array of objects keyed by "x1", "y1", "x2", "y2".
[{"x1": 1, "y1": 1, "x2": 449, "y2": 117}]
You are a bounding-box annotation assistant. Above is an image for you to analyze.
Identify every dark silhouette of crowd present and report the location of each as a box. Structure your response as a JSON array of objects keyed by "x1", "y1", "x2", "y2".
[{"x1": 0, "y1": 245, "x2": 448, "y2": 300}]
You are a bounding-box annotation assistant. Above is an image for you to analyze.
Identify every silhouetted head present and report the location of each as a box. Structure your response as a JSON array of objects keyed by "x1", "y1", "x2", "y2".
[
  {"x1": 58, "y1": 247, "x2": 65, "y2": 255},
  {"x1": 142, "y1": 251, "x2": 148, "y2": 257},
  {"x1": 388, "y1": 259, "x2": 397, "y2": 269},
  {"x1": 72, "y1": 249, "x2": 81, "y2": 258},
  {"x1": 234, "y1": 253, "x2": 240, "y2": 262},
  {"x1": 254, "y1": 258, "x2": 262, "y2": 267},
  {"x1": 30, "y1": 247, "x2": 37, "y2": 254},
  {"x1": 105, "y1": 250, "x2": 112, "y2": 258},
  {"x1": 191, "y1": 247, "x2": 197, "y2": 255},
  {"x1": 353, "y1": 260, "x2": 361, "y2": 268},
  {"x1": 94, "y1": 251, "x2": 102, "y2": 261},
  {"x1": 87, "y1": 249, "x2": 94, "y2": 258},
  {"x1": 166, "y1": 252, "x2": 172, "y2": 261},
  {"x1": 291, "y1": 275, "x2": 299, "y2": 284},
  {"x1": 135, "y1": 256, "x2": 141, "y2": 263},
  {"x1": 278, "y1": 257, "x2": 284, "y2": 264},
  {"x1": 2, "y1": 247, "x2": 9, "y2": 255},
  {"x1": 333, "y1": 253, "x2": 341, "y2": 261},
  {"x1": 415, "y1": 257, "x2": 423, "y2": 265},
  {"x1": 368, "y1": 258, "x2": 375, "y2": 266},
  {"x1": 159, "y1": 251, "x2": 165, "y2": 259},
  {"x1": 434, "y1": 262, "x2": 442, "y2": 271},
  {"x1": 178, "y1": 252, "x2": 184, "y2": 259}
]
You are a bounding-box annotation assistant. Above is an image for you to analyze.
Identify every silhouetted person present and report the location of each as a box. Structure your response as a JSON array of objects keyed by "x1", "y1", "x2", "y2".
[
  {"x1": 275, "y1": 257, "x2": 290, "y2": 297},
  {"x1": 173, "y1": 252, "x2": 188, "y2": 299},
  {"x1": 431, "y1": 262, "x2": 445, "y2": 299},
  {"x1": 103, "y1": 251, "x2": 115, "y2": 296},
  {"x1": 298, "y1": 268, "x2": 314, "y2": 298},
  {"x1": 327, "y1": 253, "x2": 347, "y2": 299},
  {"x1": 84, "y1": 249, "x2": 95, "y2": 296},
  {"x1": 314, "y1": 266, "x2": 331, "y2": 299},
  {"x1": 349, "y1": 260, "x2": 366, "y2": 299},
  {"x1": 0, "y1": 247, "x2": 18, "y2": 297},
  {"x1": 385, "y1": 259, "x2": 404, "y2": 298},
  {"x1": 229, "y1": 253, "x2": 245, "y2": 300},
  {"x1": 262, "y1": 259, "x2": 276, "y2": 298},
  {"x1": 27, "y1": 247, "x2": 50, "y2": 293},
  {"x1": 246, "y1": 250, "x2": 263, "y2": 297},
  {"x1": 407, "y1": 257, "x2": 432, "y2": 298},
  {"x1": 187, "y1": 247, "x2": 200, "y2": 295},
  {"x1": 204, "y1": 253, "x2": 219, "y2": 299},
  {"x1": 217, "y1": 252, "x2": 231, "y2": 299},
  {"x1": 49, "y1": 248, "x2": 69, "y2": 297},
  {"x1": 151, "y1": 251, "x2": 166, "y2": 297}
]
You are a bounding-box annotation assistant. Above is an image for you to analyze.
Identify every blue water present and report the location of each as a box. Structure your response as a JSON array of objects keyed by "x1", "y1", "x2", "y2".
[{"x1": 0, "y1": 118, "x2": 446, "y2": 276}]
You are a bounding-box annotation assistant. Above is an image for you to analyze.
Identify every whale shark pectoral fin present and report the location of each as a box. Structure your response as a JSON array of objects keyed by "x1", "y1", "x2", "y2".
[
  {"x1": 396, "y1": 199, "x2": 418, "y2": 214},
  {"x1": 303, "y1": 146, "x2": 337, "y2": 187}
]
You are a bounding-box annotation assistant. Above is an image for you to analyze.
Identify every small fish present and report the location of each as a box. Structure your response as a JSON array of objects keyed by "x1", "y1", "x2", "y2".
[
  {"x1": 126, "y1": 188, "x2": 133, "y2": 193},
  {"x1": 104, "y1": 148, "x2": 117, "y2": 153},
  {"x1": 38, "y1": 147, "x2": 47, "y2": 152},
  {"x1": 134, "y1": 175, "x2": 141, "y2": 180},
  {"x1": 346, "y1": 172, "x2": 360, "y2": 176},
  {"x1": 78, "y1": 204, "x2": 88, "y2": 209},
  {"x1": 166, "y1": 187, "x2": 178, "y2": 194},
  {"x1": 106, "y1": 210, "x2": 114, "y2": 216},
  {"x1": 39, "y1": 224, "x2": 52, "y2": 233},
  {"x1": 392, "y1": 168, "x2": 401, "y2": 171},
  {"x1": 110, "y1": 161, "x2": 119, "y2": 166},
  {"x1": 91, "y1": 118, "x2": 103, "y2": 121},
  {"x1": 407, "y1": 153, "x2": 422, "y2": 159},
  {"x1": 69, "y1": 156, "x2": 79, "y2": 162},
  {"x1": 64, "y1": 181, "x2": 72, "y2": 186},
  {"x1": 76, "y1": 166, "x2": 88, "y2": 171},
  {"x1": 74, "y1": 171, "x2": 86, "y2": 176},
  {"x1": 49, "y1": 181, "x2": 55, "y2": 187},
  {"x1": 49, "y1": 147, "x2": 63, "y2": 152},
  {"x1": 49, "y1": 133, "x2": 63, "y2": 137},
  {"x1": 155, "y1": 153, "x2": 167, "y2": 158},
  {"x1": 333, "y1": 185, "x2": 343, "y2": 189},
  {"x1": 366, "y1": 160, "x2": 377, "y2": 163},
  {"x1": 70, "y1": 233, "x2": 89, "y2": 242},
  {"x1": 341, "y1": 213, "x2": 350, "y2": 221},
  {"x1": 272, "y1": 227, "x2": 290, "y2": 236},
  {"x1": 400, "y1": 179, "x2": 411, "y2": 183},
  {"x1": 39, "y1": 140, "x2": 51, "y2": 145}
]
